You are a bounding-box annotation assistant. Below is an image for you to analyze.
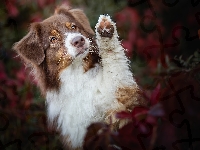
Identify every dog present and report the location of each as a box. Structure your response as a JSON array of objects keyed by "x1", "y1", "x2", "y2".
[{"x1": 13, "y1": 5, "x2": 141, "y2": 149}]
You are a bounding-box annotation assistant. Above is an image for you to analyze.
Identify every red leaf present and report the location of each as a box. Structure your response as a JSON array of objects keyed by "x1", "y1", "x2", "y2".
[
  {"x1": 145, "y1": 115, "x2": 157, "y2": 125},
  {"x1": 131, "y1": 106, "x2": 149, "y2": 118},
  {"x1": 84, "y1": 122, "x2": 113, "y2": 150},
  {"x1": 115, "y1": 111, "x2": 132, "y2": 119},
  {"x1": 37, "y1": 0, "x2": 47, "y2": 8},
  {"x1": 16, "y1": 68, "x2": 26, "y2": 82},
  {"x1": 116, "y1": 123, "x2": 142, "y2": 150},
  {"x1": 137, "y1": 121, "x2": 150, "y2": 134},
  {"x1": 5, "y1": 0, "x2": 19, "y2": 17},
  {"x1": 122, "y1": 40, "x2": 133, "y2": 57},
  {"x1": 0, "y1": 62, "x2": 6, "y2": 80},
  {"x1": 0, "y1": 72, "x2": 6, "y2": 80},
  {"x1": 150, "y1": 84, "x2": 161, "y2": 105},
  {"x1": 30, "y1": 14, "x2": 42, "y2": 23},
  {"x1": 148, "y1": 103, "x2": 165, "y2": 117}
]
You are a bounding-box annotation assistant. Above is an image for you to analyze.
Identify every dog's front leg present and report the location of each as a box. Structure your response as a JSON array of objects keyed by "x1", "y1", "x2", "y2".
[
  {"x1": 95, "y1": 15, "x2": 141, "y2": 128},
  {"x1": 95, "y1": 15, "x2": 137, "y2": 90}
]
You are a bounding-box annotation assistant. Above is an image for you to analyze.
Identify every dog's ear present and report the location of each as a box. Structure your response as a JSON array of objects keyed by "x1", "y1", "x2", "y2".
[
  {"x1": 69, "y1": 9, "x2": 94, "y2": 35},
  {"x1": 13, "y1": 23, "x2": 45, "y2": 65},
  {"x1": 55, "y1": 5, "x2": 94, "y2": 35},
  {"x1": 54, "y1": 4, "x2": 71, "y2": 14}
]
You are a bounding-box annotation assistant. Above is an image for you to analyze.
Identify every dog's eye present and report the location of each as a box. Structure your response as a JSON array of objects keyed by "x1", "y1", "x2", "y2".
[
  {"x1": 65, "y1": 22, "x2": 77, "y2": 30},
  {"x1": 71, "y1": 23, "x2": 77, "y2": 30},
  {"x1": 49, "y1": 36, "x2": 57, "y2": 42}
]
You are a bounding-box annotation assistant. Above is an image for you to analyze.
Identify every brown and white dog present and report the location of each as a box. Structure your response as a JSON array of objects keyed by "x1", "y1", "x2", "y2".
[{"x1": 13, "y1": 5, "x2": 141, "y2": 149}]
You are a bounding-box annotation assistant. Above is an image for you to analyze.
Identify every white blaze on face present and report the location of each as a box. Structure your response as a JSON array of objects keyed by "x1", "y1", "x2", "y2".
[{"x1": 64, "y1": 33, "x2": 90, "y2": 59}]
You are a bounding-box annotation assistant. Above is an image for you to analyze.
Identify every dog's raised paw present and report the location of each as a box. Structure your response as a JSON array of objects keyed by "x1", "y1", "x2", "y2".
[{"x1": 96, "y1": 15, "x2": 115, "y2": 38}]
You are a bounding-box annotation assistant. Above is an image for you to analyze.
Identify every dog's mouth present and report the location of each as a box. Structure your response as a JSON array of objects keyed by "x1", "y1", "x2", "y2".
[{"x1": 75, "y1": 47, "x2": 89, "y2": 57}]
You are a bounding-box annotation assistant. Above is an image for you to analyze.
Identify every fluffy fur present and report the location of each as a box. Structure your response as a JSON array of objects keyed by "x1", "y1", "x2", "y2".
[{"x1": 13, "y1": 6, "x2": 142, "y2": 149}]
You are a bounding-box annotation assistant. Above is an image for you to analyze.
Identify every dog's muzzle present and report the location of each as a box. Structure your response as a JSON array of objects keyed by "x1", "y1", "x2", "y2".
[{"x1": 65, "y1": 33, "x2": 89, "y2": 58}]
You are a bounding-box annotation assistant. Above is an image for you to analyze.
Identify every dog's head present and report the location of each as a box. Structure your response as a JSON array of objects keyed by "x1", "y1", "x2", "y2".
[{"x1": 13, "y1": 5, "x2": 100, "y2": 94}]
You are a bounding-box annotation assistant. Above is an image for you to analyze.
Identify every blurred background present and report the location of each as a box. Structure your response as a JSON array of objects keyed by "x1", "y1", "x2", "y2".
[{"x1": 0, "y1": 0, "x2": 200, "y2": 149}]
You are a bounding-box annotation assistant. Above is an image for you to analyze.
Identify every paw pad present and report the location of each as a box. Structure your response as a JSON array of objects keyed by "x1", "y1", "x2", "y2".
[{"x1": 96, "y1": 15, "x2": 114, "y2": 38}]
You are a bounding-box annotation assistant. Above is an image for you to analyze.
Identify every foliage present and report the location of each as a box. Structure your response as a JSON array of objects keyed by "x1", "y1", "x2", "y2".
[
  {"x1": 0, "y1": 0, "x2": 200, "y2": 150},
  {"x1": 70, "y1": 0, "x2": 126, "y2": 28},
  {"x1": 174, "y1": 50, "x2": 200, "y2": 70}
]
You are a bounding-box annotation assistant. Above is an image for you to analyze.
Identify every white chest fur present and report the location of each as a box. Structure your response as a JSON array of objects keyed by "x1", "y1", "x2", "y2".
[{"x1": 46, "y1": 61, "x2": 121, "y2": 148}]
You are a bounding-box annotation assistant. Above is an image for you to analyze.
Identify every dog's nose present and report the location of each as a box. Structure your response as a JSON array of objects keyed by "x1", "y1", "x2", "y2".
[{"x1": 71, "y1": 36, "x2": 85, "y2": 48}]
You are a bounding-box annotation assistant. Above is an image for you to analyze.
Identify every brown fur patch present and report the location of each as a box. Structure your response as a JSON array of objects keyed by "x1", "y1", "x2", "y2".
[
  {"x1": 116, "y1": 86, "x2": 140, "y2": 110},
  {"x1": 104, "y1": 86, "x2": 142, "y2": 130},
  {"x1": 83, "y1": 37, "x2": 100, "y2": 72},
  {"x1": 104, "y1": 108, "x2": 128, "y2": 130}
]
